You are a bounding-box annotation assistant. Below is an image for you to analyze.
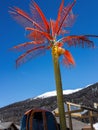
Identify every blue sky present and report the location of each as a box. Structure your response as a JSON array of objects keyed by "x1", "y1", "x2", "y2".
[{"x1": 0, "y1": 0, "x2": 98, "y2": 108}]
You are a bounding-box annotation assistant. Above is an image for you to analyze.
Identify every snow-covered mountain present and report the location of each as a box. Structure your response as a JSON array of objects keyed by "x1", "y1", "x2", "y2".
[
  {"x1": 34, "y1": 88, "x2": 82, "y2": 99},
  {"x1": 34, "y1": 83, "x2": 94, "y2": 99},
  {"x1": 0, "y1": 82, "x2": 98, "y2": 128}
]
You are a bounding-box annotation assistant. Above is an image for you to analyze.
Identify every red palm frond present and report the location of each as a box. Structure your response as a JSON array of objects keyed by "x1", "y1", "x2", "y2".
[
  {"x1": 30, "y1": 0, "x2": 50, "y2": 32},
  {"x1": 84, "y1": 35, "x2": 98, "y2": 38},
  {"x1": 55, "y1": 0, "x2": 64, "y2": 34},
  {"x1": 49, "y1": 19, "x2": 69, "y2": 38},
  {"x1": 57, "y1": 0, "x2": 76, "y2": 35},
  {"x1": 26, "y1": 31, "x2": 46, "y2": 43},
  {"x1": 16, "y1": 45, "x2": 46, "y2": 67},
  {"x1": 11, "y1": 41, "x2": 45, "y2": 52},
  {"x1": 26, "y1": 27, "x2": 53, "y2": 41},
  {"x1": 9, "y1": 7, "x2": 44, "y2": 31},
  {"x1": 62, "y1": 9, "x2": 76, "y2": 28},
  {"x1": 50, "y1": 19, "x2": 56, "y2": 37},
  {"x1": 57, "y1": 0, "x2": 64, "y2": 23},
  {"x1": 62, "y1": 35, "x2": 95, "y2": 47},
  {"x1": 62, "y1": 50, "x2": 75, "y2": 66}
]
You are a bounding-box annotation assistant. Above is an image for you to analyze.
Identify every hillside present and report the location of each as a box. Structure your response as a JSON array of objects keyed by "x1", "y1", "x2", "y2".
[{"x1": 0, "y1": 82, "x2": 98, "y2": 125}]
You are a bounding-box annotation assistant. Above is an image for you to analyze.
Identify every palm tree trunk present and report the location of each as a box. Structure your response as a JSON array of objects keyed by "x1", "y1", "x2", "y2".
[{"x1": 52, "y1": 46, "x2": 67, "y2": 130}]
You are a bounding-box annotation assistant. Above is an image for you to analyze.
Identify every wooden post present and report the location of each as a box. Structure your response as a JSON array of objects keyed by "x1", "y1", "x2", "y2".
[
  {"x1": 67, "y1": 103, "x2": 73, "y2": 130},
  {"x1": 89, "y1": 111, "x2": 94, "y2": 130}
]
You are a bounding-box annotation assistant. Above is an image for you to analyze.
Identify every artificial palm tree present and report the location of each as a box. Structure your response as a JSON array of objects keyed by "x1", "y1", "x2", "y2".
[{"x1": 9, "y1": 0, "x2": 97, "y2": 130}]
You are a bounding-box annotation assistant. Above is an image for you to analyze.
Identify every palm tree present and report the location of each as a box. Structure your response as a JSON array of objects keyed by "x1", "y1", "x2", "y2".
[{"x1": 9, "y1": 0, "x2": 97, "y2": 130}]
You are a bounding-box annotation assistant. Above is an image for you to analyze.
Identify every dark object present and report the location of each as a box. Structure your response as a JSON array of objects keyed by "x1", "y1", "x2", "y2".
[{"x1": 20, "y1": 108, "x2": 60, "y2": 130}]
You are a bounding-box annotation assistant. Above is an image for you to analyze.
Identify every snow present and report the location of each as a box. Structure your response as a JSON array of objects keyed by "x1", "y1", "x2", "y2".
[
  {"x1": 93, "y1": 123, "x2": 98, "y2": 130},
  {"x1": 34, "y1": 88, "x2": 82, "y2": 99},
  {"x1": 85, "y1": 83, "x2": 93, "y2": 88}
]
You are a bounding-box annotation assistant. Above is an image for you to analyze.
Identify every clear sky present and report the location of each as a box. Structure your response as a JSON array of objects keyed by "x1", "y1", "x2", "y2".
[{"x1": 0, "y1": 0, "x2": 98, "y2": 108}]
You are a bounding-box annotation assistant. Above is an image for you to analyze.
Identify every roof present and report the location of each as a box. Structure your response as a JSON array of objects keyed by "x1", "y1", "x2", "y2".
[
  {"x1": 0, "y1": 122, "x2": 20, "y2": 130},
  {"x1": 55, "y1": 117, "x2": 88, "y2": 130},
  {"x1": 0, "y1": 122, "x2": 13, "y2": 129}
]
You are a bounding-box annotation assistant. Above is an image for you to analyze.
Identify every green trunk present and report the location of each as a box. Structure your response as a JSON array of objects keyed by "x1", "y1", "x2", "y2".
[{"x1": 52, "y1": 47, "x2": 67, "y2": 130}]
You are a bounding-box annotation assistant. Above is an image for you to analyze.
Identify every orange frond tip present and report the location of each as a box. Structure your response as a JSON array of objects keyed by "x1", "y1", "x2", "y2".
[{"x1": 63, "y1": 50, "x2": 75, "y2": 66}]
